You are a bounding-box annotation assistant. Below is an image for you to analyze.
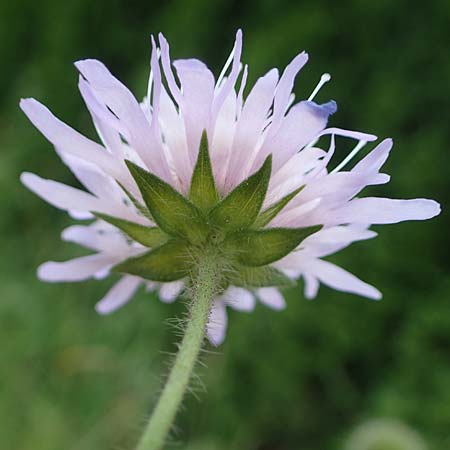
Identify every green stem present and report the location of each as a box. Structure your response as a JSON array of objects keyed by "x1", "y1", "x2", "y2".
[{"x1": 136, "y1": 253, "x2": 218, "y2": 450}]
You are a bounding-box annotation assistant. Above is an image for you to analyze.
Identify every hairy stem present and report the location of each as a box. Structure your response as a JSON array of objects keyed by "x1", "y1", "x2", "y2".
[{"x1": 136, "y1": 253, "x2": 218, "y2": 450}]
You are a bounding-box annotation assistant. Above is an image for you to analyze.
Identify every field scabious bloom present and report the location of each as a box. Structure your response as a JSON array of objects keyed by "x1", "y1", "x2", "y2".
[{"x1": 21, "y1": 30, "x2": 440, "y2": 346}]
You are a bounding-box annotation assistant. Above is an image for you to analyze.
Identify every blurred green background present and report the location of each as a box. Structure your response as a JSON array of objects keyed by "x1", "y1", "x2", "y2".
[{"x1": 0, "y1": 0, "x2": 449, "y2": 449}]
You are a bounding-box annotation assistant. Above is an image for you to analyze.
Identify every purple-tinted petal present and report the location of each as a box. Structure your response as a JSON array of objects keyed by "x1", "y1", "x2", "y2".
[
  {"x1": 257, "y1": 287, "x2": 286, "y2": 310},
  {"x1": 21, "y1": 172, "x2": 102, "y2": 214},
  {"x1": 20, "y1": 98, "x2": 117, "y2": 176},
  {"x1": 254, "y1": 100, "x2": 336, "y2": 173},
  {"x1": 223, "y1": 287, "x2": 255, "y2": 311},
  {"x1": 75, "y1": 59, "x2": 172, "y2": 182},
  {"x1": 307, "y1": 258, "x2": 382, "y2": 300},
  {"x1": 173, "y1": 58, "x2": 215, "y2": 163},
  {"x1": 206, "y1": 300, "x2": 228, "y2": 346},
  {"x1": 270, "y1": 51, "x2": 309, "y2": 135},
  {"x1": 95, "y1": 276, "x2": 141, "y2": 314},
  {"x1": 211, "y1": 29, "x2": 243, "y2": 123},
  {"x1": 159, "y1": 280, "x2": 185, "y2": 303},
  {"x1": 333, "y1": 197, "x2": 441, "y2": 225},
  {"x1": 224, "y1": 68, "x2": 279, "y2": 190},
  {"x1": 38, "y1": 254, "x2": 113, "y2": 282}
]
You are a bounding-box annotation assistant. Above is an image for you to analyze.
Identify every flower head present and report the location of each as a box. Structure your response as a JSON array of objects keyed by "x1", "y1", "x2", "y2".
[{"x1": 21, "y1": 30, "x2": 440, "y2": 345}]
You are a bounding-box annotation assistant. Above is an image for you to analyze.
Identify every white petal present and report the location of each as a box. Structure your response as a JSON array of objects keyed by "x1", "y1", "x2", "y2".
[
  {"x1": 223, "y1": 286, "x2": 255, "y2": 311},
  {"x1": 20, "y1": 98, "x2": 117, "y2": 175},
  {"x1": 307, "y1": 258, "x2": 382, "y2": 300},
  {"x1": 159, "y1": 280, "x2": 185, "y2": 303},
  {"x1": 257, "y1": 287, "x2": 286, "y2": 310},
  {"x1": 38, "y1": 254, "x2": 113, "y2": 282},
  {"x1": 206, "y1": 299, "x2": 228, "y2": 346},
  {"x1": 95, "y1": 276, "x2": 141, "y2": 314},
  {"x1": 332, "y1": 197, "x2": 441, "y2": 225}
]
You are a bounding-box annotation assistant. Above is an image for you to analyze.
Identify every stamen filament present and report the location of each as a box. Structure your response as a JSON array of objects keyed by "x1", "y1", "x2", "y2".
[
  {"x1": 331, "y1": 140, "x2": 368, "y2": 173},
  {"x1": 308, "y1": 73, "x2": 331, "y2": 102}
]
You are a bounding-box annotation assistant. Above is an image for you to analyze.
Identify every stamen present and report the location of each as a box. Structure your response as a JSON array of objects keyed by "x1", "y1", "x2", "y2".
[
  {"x1": 216, "y1": 40, "x2": 237, "y2": 87},
  {"x1": 147, "y1": 45, "x2": 161, "y2": 112},
  {"x1": 308, "y1": 73, "x2": 331, "y2": 102},
  {"x1": 236, "y1": 64, "x2": 248, "y2": 119},
  {"x1": 331, "y1": 140, "x2": 368, "y2": 173}
]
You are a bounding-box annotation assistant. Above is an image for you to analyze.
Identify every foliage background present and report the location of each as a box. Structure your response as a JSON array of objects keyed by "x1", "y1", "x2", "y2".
[{"x1": 0, "y1": 0, "x2": 449, "y2": 449}]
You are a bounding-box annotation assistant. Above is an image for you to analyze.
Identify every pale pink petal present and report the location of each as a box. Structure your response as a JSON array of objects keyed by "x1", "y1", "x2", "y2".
[
  {"x1": 307, "y1": 258, "x2": 382, "y2": 300},
  {"x1": 78, "y1": 77, "x2": 124, "y2": 155},
  {"x1": 206, "y1": 299, "x2": 228, "y2": 346},
  {"x1": 236, "y1": 63, "x2": 248, "y2": 119},
  {"x1": 352, "y1": 138, "x2": 393, "y2": 174},
  {"x1": 318, "y1": 127, "x2": 377, "y2": 142},
  {"x1": 75, "y1": 59, "x2": 172, "y2": 182},
  {"x1": 159, "y1": 280, "x2": 185, "y2": 303},
  {"x1": 271, "y1": 198, "x2": 322, "y2": 227},
  {"x1": 224, "y1": 68, "x2": 279, "y2": 189},
  {"x1": 95, "y1": 275, "x2": 141, "y2": 314},
  {"x1": 223, "y1": 286, "x2": 255, "y2": 311},
  {"x1": 158, "y1": 86, "x2": 190, "y2": 191},
  {"x1": 21, "y1": 172, "x2": 102, "y2": 213},
  {"x1": 270, "y1": 51, "x2": 309, "y2": 135},
  {"x1": 211, "y1": 29, "x2": 243, "y2": 124},
  {"x1": 254, "y1": 100, "x2": 337, "y2": 173},
  {"x1": 158, "y1": 33, "x2": 183, "y2": 105},
  {"x1": 257, "y1": 287, "x2": 286, "y2": 310},
  {"x1": 303, "y1": 274, "x2": 319, "y2": 300},
  {"x1": 61, "y1": 222, "x2": 128, "y2": 253},
  {"x1": 38, "y1": 254, "x2": 113, "y2": 282},
  {"x1": 210, "y1": 89, "x2": 237, "y2": 188},
  {"x1": 301, "y1": 225, "x2": 377, "y2": 258},
  {"x1": 332, "y1": 198, "x2": 441, "y2": 225},
  {"x1": 55, "y1": 153, "x2": 122, "y2": 202},
  {"x1": 172, "y1": 59, "x2": 215, "y2": 163},
  {"x1": 20, "y1": 98, "x2": 117, "y2": 176}
]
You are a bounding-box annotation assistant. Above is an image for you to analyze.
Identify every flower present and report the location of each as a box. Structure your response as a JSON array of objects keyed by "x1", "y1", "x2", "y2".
[{"x1": 21, "y1": 30, "x2": 440, "y2": 345}]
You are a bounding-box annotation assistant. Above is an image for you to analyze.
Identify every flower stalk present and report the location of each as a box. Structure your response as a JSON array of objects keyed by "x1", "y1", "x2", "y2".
[{"x1": 136, "y1": 251, "x2": 219, "y2": 450}]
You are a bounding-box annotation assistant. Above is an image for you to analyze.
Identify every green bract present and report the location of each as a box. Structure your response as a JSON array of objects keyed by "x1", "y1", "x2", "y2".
[{"x1": 104, "y1": 132, "x2": 321, "y2": 290}]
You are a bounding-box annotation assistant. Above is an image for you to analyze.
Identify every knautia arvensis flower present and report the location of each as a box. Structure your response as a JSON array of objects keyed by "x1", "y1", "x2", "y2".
[
  {"x1": 21, "y1": 30, "x2": 440, "y2": 346},
  {"x1": 21, "y1": 30, "x2": 441, "y2": 450}
]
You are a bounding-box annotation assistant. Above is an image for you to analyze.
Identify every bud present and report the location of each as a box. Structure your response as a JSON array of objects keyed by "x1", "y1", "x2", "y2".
[{"x1": 345, "y1": 419, "x2": 427, "y2": 450}]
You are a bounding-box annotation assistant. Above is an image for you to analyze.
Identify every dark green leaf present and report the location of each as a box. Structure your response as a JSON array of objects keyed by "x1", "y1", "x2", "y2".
[
  {"x1": 209, "y1": 155, "x2": 272, "y2": 231},
  {"x1": 126, "y1": 161, "x2": 209, "y2": 244},
  {"x1": 189, "y1": 131, "x2": 219, "y2": 212},
  {"x1": 113, "y1": 239, "x2": 191, "y2": 282},
  {"x1": 254, "y1": 186, "x2": 304, "y2": 228},
  {"x1": 229, "y1": 266, "x2": 295, "y2": 288},
  {"x1": 94, "y1": 212, "x2": 167, "y2": 248},
  {"x1": 225, "y1": 225, "x2": 322, "y2": 267}
]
